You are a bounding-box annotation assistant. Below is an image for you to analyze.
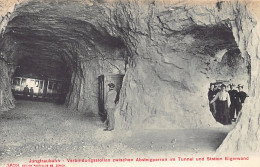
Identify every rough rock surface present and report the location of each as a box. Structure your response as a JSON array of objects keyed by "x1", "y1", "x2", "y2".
[
  {"x1": 108, "y1": 0, "x2": 251, "y2": 129},
  {"x1": 0, "y1": 0, "x2": 260, "y2": 155},
  {"x1": 0, "y1": 61, "x2": 15, "y2": 111}
]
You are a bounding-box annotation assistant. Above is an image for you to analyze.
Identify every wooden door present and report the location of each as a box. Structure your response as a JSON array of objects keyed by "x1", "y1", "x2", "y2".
[{"x1": 98, "y1": 75, "x2": 105, "y2": 120}]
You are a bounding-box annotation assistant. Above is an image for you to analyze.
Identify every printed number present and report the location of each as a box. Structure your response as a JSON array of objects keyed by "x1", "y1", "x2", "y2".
[
  {"x1": 56, "y1": 165, "x2": 65, "y2": 167},
  {"x1": 7, "y1": 164, "x2": 19, "y2": 167}
]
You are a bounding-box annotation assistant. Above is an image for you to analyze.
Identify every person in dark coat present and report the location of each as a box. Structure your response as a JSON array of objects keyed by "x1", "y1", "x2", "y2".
[
  {"x1": 210, "y1": 84, "x2": 231, "y2": 125},
  {"x1": 29, "y1": 87, "x2": 34, "y2": 99},
  {"x1": 236, "y1": 84, "x2": 249, "y2": 118},
  {"x1": 208, "y1": 83, "x2": 217, "y2": 118},
  {"x1": 213, "y1": 83, "x2": 221, "y2": 93},
  {"x1": 228, "y1": 84, "x2": 238, "y2": 122},
  {"x1": 23, "y1": 85, "x2": 29, "y2": 99}
]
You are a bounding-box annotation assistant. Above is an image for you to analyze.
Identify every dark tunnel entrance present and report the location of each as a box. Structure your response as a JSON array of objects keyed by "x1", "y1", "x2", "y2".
[
  {"x1": 0, "y1": 1, "x2": 130, "y2": 107},
  {"x1": 9, "y1": 44, "x2": 72, "y2": 103},
  {"x1": 178, "y1": 24, "x2": 250, "y2": 126}
]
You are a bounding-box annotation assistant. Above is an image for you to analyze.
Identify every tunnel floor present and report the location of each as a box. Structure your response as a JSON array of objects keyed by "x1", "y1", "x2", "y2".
[{"x1": 0, "y1": 100, "x2": 234, "y2": 164}]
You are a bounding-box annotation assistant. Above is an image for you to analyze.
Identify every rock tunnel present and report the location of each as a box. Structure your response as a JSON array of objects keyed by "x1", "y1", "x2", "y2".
[{"x1": 0, "y1": 0, "x2": 260, "y2": 157}]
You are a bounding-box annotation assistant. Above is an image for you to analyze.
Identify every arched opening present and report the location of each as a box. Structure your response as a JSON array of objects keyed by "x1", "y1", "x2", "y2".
[{"x1": 0, "y1": 1, "x2": 130, "y2": 107}]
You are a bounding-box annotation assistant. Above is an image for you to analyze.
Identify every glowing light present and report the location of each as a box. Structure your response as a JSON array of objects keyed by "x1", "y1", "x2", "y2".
[{"x1": 25, "y1": 79, "x2": 35, "y2": 88}]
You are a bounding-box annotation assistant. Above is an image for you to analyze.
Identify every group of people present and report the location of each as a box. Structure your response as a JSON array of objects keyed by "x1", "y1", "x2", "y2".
[
  {"x1": 23, "y1": 85, "x2": 34, "y2": 99},
  {"x1": 208, "y1": 83, "x2": 248, "y2": 125}
]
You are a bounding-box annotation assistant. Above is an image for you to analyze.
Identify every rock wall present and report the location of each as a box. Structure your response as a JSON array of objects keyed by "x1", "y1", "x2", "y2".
[
  {"x1": 104, "y1": 0, "x2": 250, "y2": 129},
  {"x1": 0, "y1": 2, "x2": 17, "y2": 112},
  {"x1": 111, "y1": 0, "x2": 260, "y2": 154},
  {"x1": 216, "y1": 1, "x2": 260, "y2": 155},
  {"x1": 66, "y1": 55, "x2": 126, "y2": 113},
  {"x1": 0, "y1": 61, "x2": 15, "y2": 111}
]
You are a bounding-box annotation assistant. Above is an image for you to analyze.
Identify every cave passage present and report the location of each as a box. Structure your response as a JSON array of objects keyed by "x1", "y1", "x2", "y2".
[
  {"x1": 0, "y1": 1, "x2": 129, "y2": 107},
  {"x1": 192, "y1": 25, "x2": 250, "y2": 126},
  {"x1": 0, "y1": 0, "x2": 258, "y2": 161}
]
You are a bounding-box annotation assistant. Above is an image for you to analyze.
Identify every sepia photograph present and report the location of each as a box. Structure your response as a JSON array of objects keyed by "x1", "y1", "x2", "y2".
[{"x1": 0, "y1": 0, "x2": 260, "y2": 166}]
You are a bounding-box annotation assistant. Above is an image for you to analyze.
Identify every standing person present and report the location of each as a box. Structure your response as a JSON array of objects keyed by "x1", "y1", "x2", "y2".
[
  {"x1": 228, "y1": 84, "x2": 238, "y2": 122},
  {"x1": 23, "y1": 85, "x2": 29, "y2": 99},
  {"x1": 213, "y1": 83, "x2": 220, "y2": 119},
  {"x1": 236, "y1": 84, "x2": 249, "y2": 121},
  {"x1": 208, "y1": 83, "x2": 217, "y2": 118},
  {"x1": 215, "y1": 83, "x2": 221, "y2": 93},
  {"x1": 29, "y1": 87, "x2": 34, "y2": 99},
  {"x1": 104, "y1": 83, "x2": 118, "y2": 131},
  {"x1": 210, "y1": 84, "x2": 231, "y2": 125}
]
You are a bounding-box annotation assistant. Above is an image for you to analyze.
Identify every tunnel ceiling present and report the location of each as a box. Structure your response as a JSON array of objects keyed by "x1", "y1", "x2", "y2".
[
  {"x1": 0, "y1": 1, "x2": 125, "y2": 79},
  {"x1": 0, "y1": 0, "x2": 241, "y2": 80}
]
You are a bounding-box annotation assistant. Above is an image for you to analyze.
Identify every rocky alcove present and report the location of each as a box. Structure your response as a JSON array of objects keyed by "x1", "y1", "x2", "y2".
[{"x1": 0, "y1": 0, "x2": 260, "y2": 156}]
